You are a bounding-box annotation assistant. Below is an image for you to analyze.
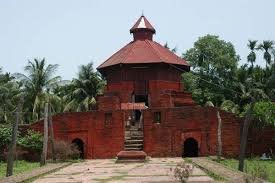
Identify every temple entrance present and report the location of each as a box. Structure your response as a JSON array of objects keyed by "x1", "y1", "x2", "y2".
[
  {"x1": 134, "y1": 95, "x2": 148, "y2": 121},
  {"x1": 183, "y1": 138, "x2": 199, "y2": 157},
  {"x1": 72, "y1": 138, "x2": 84, "y2": 159}
]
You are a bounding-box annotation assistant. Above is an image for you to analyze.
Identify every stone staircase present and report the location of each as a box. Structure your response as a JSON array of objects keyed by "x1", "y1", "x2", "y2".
[
  {"x1": 116, "y1": 124, "x2": 147, "y2": 163},
  {"x1": 124, "y1": 126, "x2": 143, "y2": 151}
]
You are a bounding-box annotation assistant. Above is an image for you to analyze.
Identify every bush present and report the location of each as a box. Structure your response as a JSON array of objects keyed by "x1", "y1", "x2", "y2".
[
  {"x1": 172, "y1": 162, "x2": 194, "y2": 183},
  {"x1": 48, "y1": 140, "x2": 80, "y2": 161},
  {"x1": 0, "y1": 126, "x2": 13, "y2": 148},
  {"x1": 0, "y1": 128, "x2": 42, "y2": 161},
  {"x1": 18, "y1": 130, "x2": 43, "y2": 152},
  {"x1": 0, "y1": 126, "x2": 17, "y2": 160}
]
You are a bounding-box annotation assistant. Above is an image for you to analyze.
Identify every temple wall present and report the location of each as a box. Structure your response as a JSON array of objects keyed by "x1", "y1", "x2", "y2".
[
  {"x1": 29, "y1": 106, "x2": 275, "y2": 159},
  {"x1": 143, "y1": 106, "x2": 241, "y2": 157},
  {"x1": 30, "y1": 111, "x2": 124, "y2": 159}
]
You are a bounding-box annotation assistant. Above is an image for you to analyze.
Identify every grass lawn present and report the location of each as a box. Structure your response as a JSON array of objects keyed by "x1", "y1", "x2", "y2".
[
  {"x1": 0, "y1": 160, "x2": 40, "y2": 178},
  {"x1": 219, "y1": 158, "x2": 275, "y2": 182}
]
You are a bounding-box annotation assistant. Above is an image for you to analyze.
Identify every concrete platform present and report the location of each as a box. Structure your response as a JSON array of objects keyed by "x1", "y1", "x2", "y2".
[
  {"x1": 33, "y1": 158, "x2": 214, "y2": 183},
  {"x1": 116, "y1": 150, "x2": 147, "y2": 163}
]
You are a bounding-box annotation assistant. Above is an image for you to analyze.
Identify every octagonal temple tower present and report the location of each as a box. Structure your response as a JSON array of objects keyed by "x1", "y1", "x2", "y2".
[{"x1": 97, "y1": 15, "x2": 194, "y2": 112}]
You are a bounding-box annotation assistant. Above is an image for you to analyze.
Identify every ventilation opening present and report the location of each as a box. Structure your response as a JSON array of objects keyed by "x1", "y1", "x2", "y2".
[
  {"x1": 72, "y1": 138, "x2": 84, "y2": 159},
  {"x1": 183, "y1": 138, "x2": 199, "y2": 157}
]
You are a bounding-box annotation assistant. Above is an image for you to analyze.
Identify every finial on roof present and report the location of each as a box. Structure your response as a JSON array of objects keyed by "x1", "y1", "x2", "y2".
[
  {"x1": 130, "y1": 15, "x2": 156, "y2": 33},
  {"x1": 130, "y1": 15, "x2": 156, "y2": 41},
  {"x1": 141, "y1": 10, "x2": 144, "y2": 16}
]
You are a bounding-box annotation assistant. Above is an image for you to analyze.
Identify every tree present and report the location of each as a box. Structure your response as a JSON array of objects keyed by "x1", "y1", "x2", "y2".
[
  {"x1": 183, "y1": 34, "x2": 239, "y2": 105},
  {"x1": 257, "y1": 40, "x2": 274, "y2": 68},
  {"x1": 239, "y1": 99, "x2": 255, "y2": 172},
  {"x1": 63, "y1": 62, "x2": 105, "y2": 112},
  {"x1": 0, "y1": 81, "x2": 21, "y2": 124},
  {"x1": 205, "y1": 101, "x2": 227, "y2": 162},
  {"x1": 164, "y1": 42, "x2": 177, "y2": 53},
  {"x1": 40, "y1": 102, "x2": 48, "y2": 166},
  {"x1": 0, "y1": 68, "x2": 21, "y2": 124},
  {"x1": 247, "y1": 40, "x2": 257, "y2": 69},
  {"x1": 15, "y1": 58, "x2": 62, "y2": 122}
]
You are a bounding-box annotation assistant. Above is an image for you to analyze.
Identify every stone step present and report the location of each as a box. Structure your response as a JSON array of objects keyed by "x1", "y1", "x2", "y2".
[
  {"x1": 125, "y1": 136, "x2": 143, "y2": 140},
  {"x1": 116, "y1": 151, "x2": 147, "y2": 163},
  {"x1": 124, "y1": 147, "x2": 142, "y2": 151},
  {"x1": 125, "y1": 132, "x2": 143, "y2": 137},
  {"x1": 124, "y1": 139, "x2": 143, "y2": 144},
  {"x1": 125, "y1": 129, "x2": 143, "y2": 133},
  {"x1": 128, "y1": 136, "x2": 143, "y2": 140},
  {"x1": 125, "y1": 144, "x2": 143, "y2": 148}
]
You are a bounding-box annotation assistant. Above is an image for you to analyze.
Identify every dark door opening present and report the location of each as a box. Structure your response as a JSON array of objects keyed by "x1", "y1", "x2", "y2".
[
  {"x1": 183, "y1": 138, "x2": 199, "y2": 157},
  {"x1": 72, "y1": 138, "x2": 84, "y2": 159},
  {"x1": 134, "y1": 95, "x2": 148, "y2": 121}
]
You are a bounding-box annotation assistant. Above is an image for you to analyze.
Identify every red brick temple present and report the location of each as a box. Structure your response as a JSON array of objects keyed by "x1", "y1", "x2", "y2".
[{"x1": 30, "y1": 15, "x2": 275, "y2": 159}]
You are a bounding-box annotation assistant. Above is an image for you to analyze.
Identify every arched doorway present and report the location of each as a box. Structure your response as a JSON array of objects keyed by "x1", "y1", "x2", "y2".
[
  {"x1": 72, "y1": 138, "x2": 84, "y2": 159},
  {"x1": 183, "y1": 138, "x2": 199, "y2": 157}
]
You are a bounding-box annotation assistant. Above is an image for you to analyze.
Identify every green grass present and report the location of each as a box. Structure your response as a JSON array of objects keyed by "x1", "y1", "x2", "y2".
[
  {"x1": 219, "y1": 158, "x2": 275, "y2": 182},
  {"x1": 0, "y1": 160, "x2": 40, "y2": 178}
]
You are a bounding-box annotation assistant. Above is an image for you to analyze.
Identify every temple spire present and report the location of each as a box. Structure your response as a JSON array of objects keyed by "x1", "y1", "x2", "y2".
[{"x1": 130, "y1": 15, "x2": 156, "y2": 41}]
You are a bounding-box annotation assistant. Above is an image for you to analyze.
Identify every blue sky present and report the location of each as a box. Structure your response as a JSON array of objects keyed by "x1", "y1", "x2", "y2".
[{"x1": 0, "y1": 0, "x2": 274, "y2": 79}]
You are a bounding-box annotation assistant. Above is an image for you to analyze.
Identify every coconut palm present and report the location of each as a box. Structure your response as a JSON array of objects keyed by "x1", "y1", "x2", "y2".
[
  {"x1": 0, "y1": 81, "x2": 21, "y2": 123},
  {"x1": 257, "y1": 40, "x2": 274, "y2": 68},
  {"x1": 15, "y1": 58, "x2": 62, "y2": 121},
  {"x1": 247, "y1": 40, "x2": 257, "y2": 68},
  {"x1": 64, "y1": 62, "x2": 105, "y2": 112}
]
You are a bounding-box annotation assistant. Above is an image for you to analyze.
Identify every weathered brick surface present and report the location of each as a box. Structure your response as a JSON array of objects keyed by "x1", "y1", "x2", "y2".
[
  {"x1": 28, "y1": 79, "x2": 275, "y2": 159},
  {"x1": 142, "y1": 106, "x2": 241, "y2": 157},
  {"x1": 30, "y1": 111, "x2": 124, "y2": 159}
]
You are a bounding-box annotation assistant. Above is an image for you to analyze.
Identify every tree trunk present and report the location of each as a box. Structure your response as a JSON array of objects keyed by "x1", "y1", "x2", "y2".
[
  {"x1": 238, "y1": 100, "x2": 255, "y2": 171},
  {"x1": 6, "y1": 100, "x2": 22, "y2": 177},
  {"x1": 40, "y1": 102, "x2": 48, "y2": 166},
  {"x1": 217, "y1": 109, "x2": 222, "y2": 162},
  {"x1": 6, "y1": 110, "x2": 19, "y2": 176},
  {"x1": 48, "y1": 103, "x2": 56, "y2": 162}
]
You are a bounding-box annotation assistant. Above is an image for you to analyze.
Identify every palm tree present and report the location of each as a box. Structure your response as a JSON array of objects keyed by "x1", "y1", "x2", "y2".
[
  {"x1": 257, "y1": 40, "x2": 274, "y2": 68},
  {"x1": 0, "y1": 81, "x2": 21, "y2": 123},
  {"x1": 247, "y1": 40, "x2": 257, "y2": 68},
  {"x1": 15, "y1": 58, "x2": 62, "y2": 121},
  {"x1": 64, "y1": 62, "x2": 105, "y2": 112}
]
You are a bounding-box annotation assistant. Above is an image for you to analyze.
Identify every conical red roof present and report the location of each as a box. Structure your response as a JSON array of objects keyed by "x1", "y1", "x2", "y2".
[
  {"x1": 97, "y1": 16, "x2": 189, "y2": 71},
  {"x1": 130, "y1": 15, "x2": 156, "y2": 33}
]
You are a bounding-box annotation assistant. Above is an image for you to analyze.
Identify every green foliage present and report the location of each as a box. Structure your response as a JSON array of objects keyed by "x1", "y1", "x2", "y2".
[
  {"x1": 0, "y1": 160, "x2": 39, "y2": 178},
  {"x1": 257, "y1": 41, "x2": 274, "y2": 68},
  {"x1": 15, "y1": 58, "x2": 63, "y2": 122},
  {"x1": 183, "y1": 34, "x2": 239, "y2": 105},
  {"x1": 0, "y1": 127, "x2": 42, "y2": 152},
  {"x1": 0, "y1": 126, "x2": 13, "y2": 148},
  {"x1": 219, "y1": 158, "x2": 274, "y2": 182},
  {"x1": 18, "y1": 130, "x2": 43, "y2": 151},
  {"x1": 63, "y1": 62, "x2": 105, "y2": 112},
  {"x1": 253, "y1": 101, "x2": 275, "y2": 126},
  {"x1": 0, "y1": 70, "x2": 21, "y2": 124}
]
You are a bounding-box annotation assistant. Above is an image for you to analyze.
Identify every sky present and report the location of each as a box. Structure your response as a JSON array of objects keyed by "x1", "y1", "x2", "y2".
[{"x1": 0, "y1": 0, "x2": 275, "y2": 80}]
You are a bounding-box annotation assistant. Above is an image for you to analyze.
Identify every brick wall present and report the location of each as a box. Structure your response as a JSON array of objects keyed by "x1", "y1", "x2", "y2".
[
  {"x1": 30, "y1": 111, "x2": 124, "y2": 159},
  {"x1": 143, "y1": 106, "x2": 241, "y2": 157}
]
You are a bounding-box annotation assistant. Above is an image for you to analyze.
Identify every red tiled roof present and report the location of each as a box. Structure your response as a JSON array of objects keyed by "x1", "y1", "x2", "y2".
[
  {"x1": 97, "y1": 40, "x2": 189, "y2": 69},
  {"x1": 130, "y1": 16, "x2": 156, "y2": 33},
  {"x1": 97, "y1": 15, "x2": 189, "y2": 70}
]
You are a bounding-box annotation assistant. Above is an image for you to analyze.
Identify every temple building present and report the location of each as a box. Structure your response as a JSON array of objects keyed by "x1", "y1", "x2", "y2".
[{"x1": 30, "y1": 15, "x2": 275, "y2": 159}]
